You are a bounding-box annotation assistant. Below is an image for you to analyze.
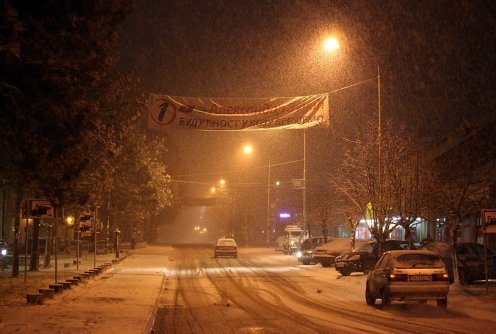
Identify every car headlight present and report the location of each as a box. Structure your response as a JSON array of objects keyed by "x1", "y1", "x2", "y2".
[
  {"x1": 348, "y1": 254, "x2": 360, "y2": 261},
  {"x1": 296, "y1": 251, "x2": 302, "y2": 258},
  {"x1": 1, "y1": 249, "x2": 6, "y2": 256}
]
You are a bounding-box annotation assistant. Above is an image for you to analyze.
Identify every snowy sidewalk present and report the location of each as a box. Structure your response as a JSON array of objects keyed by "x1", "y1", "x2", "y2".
[{"x1": 0, "y1": 249, "x2": 167, "y2": 333}]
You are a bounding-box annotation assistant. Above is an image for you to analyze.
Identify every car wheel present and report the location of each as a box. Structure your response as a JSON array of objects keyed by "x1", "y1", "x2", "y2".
[
  {"x1": 340, "y1": 269, "x2": 351, "y2": 276},
  {"x1": 321, "y1": 262, "x2": 331, "y2": 268},
  {"x1": 437, "y1": 298, "x2": 448, "y2": 308},
  {"x1": 381, "y1": 289, "x2": 391, "y2": 309},
  {"x1": 365, "y1": 284, "x2": 375, "y2": 306},
  {"x1": 302, "y1": 260, "x2": 310, "y2": 265}
]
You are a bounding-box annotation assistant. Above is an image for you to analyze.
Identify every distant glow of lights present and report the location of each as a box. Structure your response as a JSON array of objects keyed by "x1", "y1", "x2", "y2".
[
  {"x1": 211, "y1": 187, "x2": 216, "y2": 193},
  {"x1": 323, "y1": 37, "x2": 340, "y2": 52},
  {"x1": 275, "y1": 181, "x2": 280, "y2": 186},
  {"x1": 279, "y1": 212, "x2": 291, "y2": 219},
  {"x1": 219, "y1": 179, "x2": 225, "y2": 186}
]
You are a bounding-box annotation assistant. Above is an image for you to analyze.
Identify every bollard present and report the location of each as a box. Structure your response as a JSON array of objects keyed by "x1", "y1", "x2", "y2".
[
  {"x1": 113, "y1": 228, "x2": 121, "y2": 258},
  {"x1": 27, "y1": 293, "x2": 44, "y2": 305}
]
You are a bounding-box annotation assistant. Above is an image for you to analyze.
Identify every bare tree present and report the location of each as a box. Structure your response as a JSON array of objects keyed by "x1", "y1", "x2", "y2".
[
  {"x1": 334, "y1": 122, "x2": 399, "y2": 255},
  {"x1": 383, "y1": 127, "x2": 430, "y2": 249},
  {"x1": 424, "y1": 140, "x2": 491, "y2": 284},
  {"x1": 310, "y1": 201, "x2": 332, "y2": 244},
  {"x1": 428, "y1": 151, "x2": 488, "y2": 246}
]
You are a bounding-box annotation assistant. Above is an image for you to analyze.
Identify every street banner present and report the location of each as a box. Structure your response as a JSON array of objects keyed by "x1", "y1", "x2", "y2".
[{"x1": 147, "y1": 93, "x2": 329, "y2": 131}]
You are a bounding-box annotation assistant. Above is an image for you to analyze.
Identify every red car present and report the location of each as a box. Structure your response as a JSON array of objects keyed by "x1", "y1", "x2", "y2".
[{"x1": 214, "y1": 238, "x2": 238, "y2": 258}]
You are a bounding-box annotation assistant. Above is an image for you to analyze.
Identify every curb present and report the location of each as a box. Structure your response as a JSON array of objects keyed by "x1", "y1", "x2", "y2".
[{"x1": 26, "y1": 253, "x2": 130, "y2": 305}]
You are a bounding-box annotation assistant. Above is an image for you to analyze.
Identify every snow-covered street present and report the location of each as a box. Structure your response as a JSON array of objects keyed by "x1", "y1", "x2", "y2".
[
  {"x1": 1, "y1": 246, "x2": 496, "y2": 333},
  {"x1": 156, "y1": 246, "x2": 496, "y2": 333}
]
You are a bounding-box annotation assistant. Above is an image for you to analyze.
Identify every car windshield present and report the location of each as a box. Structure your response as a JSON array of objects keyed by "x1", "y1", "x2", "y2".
[
  {"x1": 300, "y1": 240, "x2": 311, "y2": 250},
  {"x1": 217, "y1": 239, "x2": 236, "y2": 247},
  {"x1": 301, "y1": 238, "x2": 323, "y2": 250},
  {"x1": 395, "y1": 253, "x2": 444, "y2": 268},
  {"x1": 354, "y1": 242, "x2": 374, "y2": 253}
]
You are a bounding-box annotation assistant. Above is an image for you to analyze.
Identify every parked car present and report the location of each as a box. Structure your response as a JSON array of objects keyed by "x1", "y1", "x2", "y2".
[
  {"x1": 0, "y1": 240, "x2": 8, "y2": 269},
  {"x1": 214, "y1": 238, "x2": 238, "y2": 258},
  {"x1": 335, "y1": 241, "x2": 376, "y2": 276},
  {"x1": 314, "y1": 238, "x2": 370, "y2": 267},
  {"x1": 456, "y1": 242, "x2": 496, "y2": 284},
  {"x1": 421, "y1": 241, "x2": 496, "y2": 284},
  {"x1": 296, "y1": 236, "x2": 326, "y2": 265},
  {"x1": 0, "y1": 240, "x2": 7, "y2": 257},
  {"x1": 335, "y1": 239, "x2": 409, "y2": 276},
  {"x1": 365, "y1": 250, "x2": 450, "y2": 308}
]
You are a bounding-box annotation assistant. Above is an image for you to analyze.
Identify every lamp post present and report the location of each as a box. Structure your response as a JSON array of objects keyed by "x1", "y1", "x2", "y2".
[
  {"x1": 65, "y1": 215, "x2": 74, "y2": 254},
  {"x1": 322, "y1": 35, "x2": 382, "y2": 202},
  {"x1": 243, "y1": 144, "x2": 271, "y2": 244},
  {"x1": 376, "y1": 64, "x2": 382, "y2": 199},
  {"x1": 302, "y1": 129, "x2": 307, "y2": 236},
  {"x1": 215, "y1": 179, "x2": 230, "y2": 237},
  {"x1": 267, "y1": 155, "x2": 271, "y2": 244}
]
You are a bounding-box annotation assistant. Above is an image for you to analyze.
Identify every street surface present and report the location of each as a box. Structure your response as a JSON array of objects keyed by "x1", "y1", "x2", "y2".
[
  {"x1": 152, "y1": 246, "x2": 496, "y2": 334},
  {"x1": 1, "y1": 246, "x2": 496, "y2": 333}
]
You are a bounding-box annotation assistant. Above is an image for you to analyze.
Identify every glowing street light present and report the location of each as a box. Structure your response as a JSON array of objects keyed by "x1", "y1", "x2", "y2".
[
  {"x1": 323, "y1": 36, "x2": 340, "y2": 52},
  {"x1": 243, "y1": 144, "x2": 253, "y2": 154},
  {"x1": 322, "y1": 35, "x2": 382, "y2": 200},
  {"x1": 65, "y1": 215, "x2": 74, "y2": 226},
  {"x1": 242, "y1": 144, "x2": 272, "y2": 244}
]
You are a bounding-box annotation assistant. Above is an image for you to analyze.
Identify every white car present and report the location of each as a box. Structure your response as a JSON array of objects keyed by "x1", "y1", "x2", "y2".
[
  {"x1": 313, "y1": 238, "x2": 370, "y2": 267},
  {"x1": 365, "y1": 250, "x2": 449, "y2": 308},
  {"x1": 214, "y1": 238, "x2": 238, "y2": 258}
]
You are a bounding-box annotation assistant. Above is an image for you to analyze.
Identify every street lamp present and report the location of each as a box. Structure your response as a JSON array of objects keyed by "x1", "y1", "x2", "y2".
[
  {"x1": 322, "y1": 36, "x2": 382, "y2": 200},
  {"x1": 322, "y1": 36, "x2": 340, "y2": 52},
  {"x1": 66, "y1": 215, "x2": 74, "y2": 226},
  {"x1": 243, "y1": 144, "x2": 253, "y2": 154},
  {"x1": 243, "y1": 144, "x2": 272, "y2": 244}
]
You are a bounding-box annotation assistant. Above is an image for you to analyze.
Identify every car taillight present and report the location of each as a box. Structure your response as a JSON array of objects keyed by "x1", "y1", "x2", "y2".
[
  {"x1": 433, "y1": 273, "x2": 449, "y2": 281},
  {"x1": 388, "y1": 273, "x2": 407, "y2": 281}
]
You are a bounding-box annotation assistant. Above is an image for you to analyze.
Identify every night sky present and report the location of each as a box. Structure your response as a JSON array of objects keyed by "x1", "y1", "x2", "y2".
[{"x1": 118, "y1": 0, "x2": 496, "y2": 193}]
